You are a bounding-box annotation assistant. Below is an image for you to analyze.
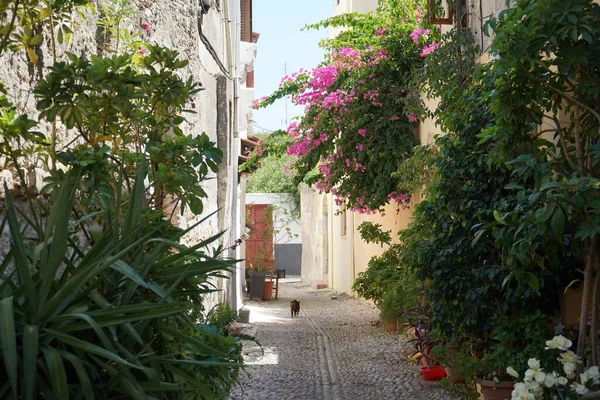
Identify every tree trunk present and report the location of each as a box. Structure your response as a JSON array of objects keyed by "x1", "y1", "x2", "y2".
[
  {"x1": 578, "y1": 235, "x2": 599, "y2": 366},
  {"x1": 591, "y1": 261, "x2": 600, "y2": 367}
]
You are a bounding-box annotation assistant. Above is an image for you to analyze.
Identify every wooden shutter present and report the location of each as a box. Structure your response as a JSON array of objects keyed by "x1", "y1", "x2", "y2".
[{"x1": 240, "y1": 0, "x2": 253, "y2": 42}]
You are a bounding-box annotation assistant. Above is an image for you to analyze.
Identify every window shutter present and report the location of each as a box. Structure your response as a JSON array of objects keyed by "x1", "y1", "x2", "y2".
[{"x1": 240, "y1": 0, "x2": 252, "y2": 42}]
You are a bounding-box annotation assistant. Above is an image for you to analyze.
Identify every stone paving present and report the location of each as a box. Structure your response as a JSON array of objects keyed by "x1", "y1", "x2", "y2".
[{"x1": 229, "y1": 277, "x2": 452, "y2": 400}]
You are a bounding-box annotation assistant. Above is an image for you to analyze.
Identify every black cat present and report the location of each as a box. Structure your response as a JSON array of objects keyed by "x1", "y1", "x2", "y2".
[{"x1": 290, "y1": 300, "x2": 300, "y2": 318}]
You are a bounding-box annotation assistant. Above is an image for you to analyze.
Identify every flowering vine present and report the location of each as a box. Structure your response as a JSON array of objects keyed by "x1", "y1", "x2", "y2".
[{"x1": 248, "y1": 0, "x2": 440, "y2": 213}]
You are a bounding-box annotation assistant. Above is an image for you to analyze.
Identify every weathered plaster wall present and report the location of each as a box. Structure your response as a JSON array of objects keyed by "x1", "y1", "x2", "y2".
[
  {"x1": 0, "y1": 1, "x2": 258, "y2": 311},
  {"x1": 300, "y1": 184, "x2": 328, "y2": 284}
]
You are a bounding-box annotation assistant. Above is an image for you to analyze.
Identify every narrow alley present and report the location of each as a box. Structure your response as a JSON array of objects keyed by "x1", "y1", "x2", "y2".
[{"x1": 229, "y1": 278, "x2": 452, "y2": 400}]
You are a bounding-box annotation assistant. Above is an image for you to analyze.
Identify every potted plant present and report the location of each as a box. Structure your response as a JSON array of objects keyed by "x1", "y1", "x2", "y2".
[
  {"x1": 473, "y1": 312, "x2": 553, "y2": 400},
  {"x1": 406, "y1": 308, "x2": 447, "y2": 381},
  {"x1": 248, "y1": 249, "x2": 268, "y2": 301}
]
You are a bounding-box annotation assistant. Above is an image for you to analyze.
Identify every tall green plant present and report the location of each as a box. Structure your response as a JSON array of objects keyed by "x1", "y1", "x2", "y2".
[{"x1": 0, "y1": 165, "x2": 237, "y2": 399}]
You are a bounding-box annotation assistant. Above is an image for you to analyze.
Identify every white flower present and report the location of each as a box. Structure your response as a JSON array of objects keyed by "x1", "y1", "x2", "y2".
[
  {"x1": 543, "y1": 372, "x2": 556, "y2": 388},
  {"x1": 507, "y1": 366, "x2": 520, "y2": 379},
  {"x1": 563, "y1": 362, "x2": 576, "y2": 378},
  {"x1": 557, "y1": 376, "x2": 568, "y2": 386},
  {"x1": 581, "y1": 372, "x2": 591, "y2": 385},
  {"x1": 586, "y1": 366, "x2": 600, "y2": 379},
  {"x1": 525, "y1": 381, "x2": 541, "y2": 392},
  {"x1": 545, "y1": 335, "x2": 573, "y2": 350},
  {"x1": 528, "y1": 358, "x2": 541, "y2": 370},
  {"x1": 524, "y1": 360, "x2": 546, "y2": 383},
  {"x1": 558, "y1": 350, "x2": 579, "y2": 365},
  {"x1": 571, "y1": 382, "x2": 589, "y2": 395},
  {"x1": 511, "y1": 383, "x2": 534, "y2": 400}
]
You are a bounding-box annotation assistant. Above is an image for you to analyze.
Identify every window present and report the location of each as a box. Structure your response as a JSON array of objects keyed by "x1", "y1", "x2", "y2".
[
  {"x1": 427, "y1": 0, "x2": 454, "y2": 26},
  {"x1": 340, "y1": 209, "x2": 347, "y2": 237}
]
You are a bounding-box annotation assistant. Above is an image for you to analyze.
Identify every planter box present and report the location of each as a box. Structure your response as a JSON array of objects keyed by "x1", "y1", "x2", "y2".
[{"x1": 249, "y1": 271, "x2": 265, "y2": 301}]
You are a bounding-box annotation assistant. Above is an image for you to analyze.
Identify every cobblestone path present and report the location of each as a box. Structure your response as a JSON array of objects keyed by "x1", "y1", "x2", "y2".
[{"x1": 229, "y1": 277, "x2": 452, "y2": 400}]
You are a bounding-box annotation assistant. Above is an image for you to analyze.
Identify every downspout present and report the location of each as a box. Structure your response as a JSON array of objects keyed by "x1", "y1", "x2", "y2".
[{"x1": 224, "y1": 0, "x2": 241, "y2": 311}]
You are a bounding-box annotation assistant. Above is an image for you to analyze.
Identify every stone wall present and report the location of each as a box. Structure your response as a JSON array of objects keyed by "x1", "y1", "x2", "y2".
[{"x1": 0, "y1": 0, "x2": 255, "y2": 309}]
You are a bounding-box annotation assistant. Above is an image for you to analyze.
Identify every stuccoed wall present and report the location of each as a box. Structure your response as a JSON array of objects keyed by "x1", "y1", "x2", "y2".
[{"x1": 300, "y1": 184, "x2": 328, "y2": 284}]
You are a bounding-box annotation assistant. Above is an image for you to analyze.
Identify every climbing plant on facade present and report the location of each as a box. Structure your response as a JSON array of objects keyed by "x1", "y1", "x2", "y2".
[{"x1": 249, "y1": 0, "x2": 439, "y2": 213}]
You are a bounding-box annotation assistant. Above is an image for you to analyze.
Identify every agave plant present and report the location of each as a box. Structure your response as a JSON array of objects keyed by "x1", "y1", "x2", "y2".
[{"x1": 0, "y1": 163, "x2": 238, "y2": 399}]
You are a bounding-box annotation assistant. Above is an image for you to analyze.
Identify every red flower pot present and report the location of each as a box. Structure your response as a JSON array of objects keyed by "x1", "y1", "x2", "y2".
[{"x1": 420, "y1": 365, "x2": 447, "y2": 381}]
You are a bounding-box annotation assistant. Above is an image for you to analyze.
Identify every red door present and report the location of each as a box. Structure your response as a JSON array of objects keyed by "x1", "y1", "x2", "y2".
[{"x1": 246, "y1": 204, "x2": 275, "y2": 272}]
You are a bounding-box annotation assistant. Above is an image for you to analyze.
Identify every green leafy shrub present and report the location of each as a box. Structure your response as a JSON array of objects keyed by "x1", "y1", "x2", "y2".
[{"x1": 0, "y1": 165, "x2": 239, "y2": 399}]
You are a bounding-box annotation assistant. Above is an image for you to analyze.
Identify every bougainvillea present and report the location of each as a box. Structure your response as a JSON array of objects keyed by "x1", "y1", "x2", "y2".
[{"x1": 248, "y1": 0, "x2": 439, "y2": 213}]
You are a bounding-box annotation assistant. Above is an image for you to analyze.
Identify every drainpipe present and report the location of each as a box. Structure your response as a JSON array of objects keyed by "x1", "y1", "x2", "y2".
[{"x1": 224, "y1": 0, "x2": 241, "y2": 311}]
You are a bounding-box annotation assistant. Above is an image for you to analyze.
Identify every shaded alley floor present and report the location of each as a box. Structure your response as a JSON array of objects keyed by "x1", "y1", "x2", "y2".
[{"x1": 229, "y1": 277, "x2": 452, "y2": 400}]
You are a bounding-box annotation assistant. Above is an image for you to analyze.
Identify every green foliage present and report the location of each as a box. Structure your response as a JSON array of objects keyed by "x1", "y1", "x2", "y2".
[
  {"x1": 245, "y1": 154, "x2": 301, "y2": 216},
  {"x1": 0, "y1": 95, "x2": 48, "y2": 191},
  {"x1": 481, "y1": 0, "x2": 600, "y2": 362},
  {"x1": 0, "y1": 166, "x2": 239, "y2": 399},
  {"x1": 400, "y1": 19, "x2": 569, "y2": 349},
  {"x1": 34, "y1": 47, "x2": 221, "y2": 215},
  {"x1": 353, "y1": 243, "x2": 402, "y2": 305},
  {"x1": 356, "y1": 221, "x2": 392, "y2": 246},
  {"x1": 0, "y1": 0, "x2": 90, "y2": 61},
  {"x1": 475, "y1": 312, "x2": 553, "y2": 381},
  {"x1": 207, "y1": 302, "x2": 238, "y2": 329},
  {"x1": 393, "y1": 144, "x2": 437, "y2": 195}
]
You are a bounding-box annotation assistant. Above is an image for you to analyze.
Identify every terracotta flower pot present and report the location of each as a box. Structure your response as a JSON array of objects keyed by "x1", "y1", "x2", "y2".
[
  {"x1": 262, "y1": 280, "x2": 273, "y2": 300},
  {"x1": 383, "y1": 321, "x2": 397, "y2": 333},
  {"x1": 476, "y1": 379, "x2": 514, "y2": 400},
  {"x1": 444, "y1": 366, "x2": 465, "y2": 383}
]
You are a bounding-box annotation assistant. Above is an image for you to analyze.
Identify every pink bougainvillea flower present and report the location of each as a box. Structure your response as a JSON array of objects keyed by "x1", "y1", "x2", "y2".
[
  {"x1": 358, "y1": 128, "x2": 367, "y2": 137},
  {"x1": 375, "y1": 28, "x2": 386, "y2": 36},
  {"x1": 389, "y1": 115, "x2": 400, "y2": 121},
  {"x1": 407, "y1": 113, "x2": 418, "y2": 122},
  {"x1": 410, "y1": 28, "x2": 430, "y2": 44},
  {"x1": 140, "y1": 22, "x2": 152, "y2": 31},
  {"x1": 420, "y1": 42, "x2": 440, "y2": 57}
]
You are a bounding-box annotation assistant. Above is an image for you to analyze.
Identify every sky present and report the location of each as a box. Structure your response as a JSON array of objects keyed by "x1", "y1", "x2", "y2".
[{"x1": 251, "y1": 1, "x2": 335, "y2": 133}]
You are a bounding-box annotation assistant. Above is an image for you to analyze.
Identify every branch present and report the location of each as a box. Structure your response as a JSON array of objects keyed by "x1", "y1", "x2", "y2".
[
  {"x1": 552, "y1": 115, "x2": 577, "y2": 171},
  {"x1": 527, "y1": 69, "x2": 600, "y2": 136},
  {"x1": 0, "y1": 0, "x2": 21, "y2": 58}
]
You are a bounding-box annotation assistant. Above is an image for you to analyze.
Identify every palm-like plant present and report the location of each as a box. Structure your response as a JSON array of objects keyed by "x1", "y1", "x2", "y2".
[{"x1": 0, "y1": 163, "x2": 237, "y2": 399}]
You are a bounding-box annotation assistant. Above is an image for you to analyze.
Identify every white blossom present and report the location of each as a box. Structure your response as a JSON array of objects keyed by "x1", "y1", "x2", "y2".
[
  {"x1": 558, "y1": 350, "x2": 579, "y2": 365},
  {"x1": 512, "y1": 382, "x2": 535, "y2": 400},
  {"x1": 571, "y1": 382, "x2": 589, "y2": 395},
  {"x1": 528, "y1": 358, "x2": 541, "y2": 370},
  {"x1": 556, "y1": 376, "x2": 568, "y2": 386},
  {"x1": 586, "y1": 366, "x2": 600, "y2": 379},
  {"x1": 580, "y1": 372, "x2": 591, "y2": 385},
  {"x1": 563, "y1": 362, "x2": 576, "y2": 378},
  {"x1": 543, "y1": 372, "x2": 556, "y2": 388},
  {"x1": 507, "y1": 366, "x2": 520, "y2": 379},
  {"x1": 545, "y1": 335, "x2": 573, "y2": 351}
]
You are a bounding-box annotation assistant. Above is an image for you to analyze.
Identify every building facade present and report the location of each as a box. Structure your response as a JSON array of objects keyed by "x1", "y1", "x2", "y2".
[{"x1": 0, "y1": 0, "x2": 258, "y2": 311}]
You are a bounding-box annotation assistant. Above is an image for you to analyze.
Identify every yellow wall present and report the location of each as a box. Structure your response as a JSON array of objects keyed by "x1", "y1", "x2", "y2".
[{"x1": 327, "y1": 193, "x2": 419, "y2": 295}]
